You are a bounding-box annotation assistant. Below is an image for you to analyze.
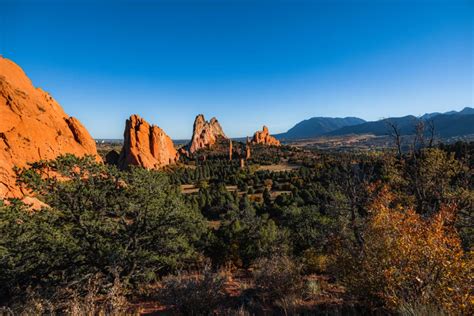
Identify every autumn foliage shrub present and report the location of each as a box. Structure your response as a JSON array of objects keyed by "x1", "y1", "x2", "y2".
[{"x1": 334, "y1": 188, "x2": 472, "y2": 314}]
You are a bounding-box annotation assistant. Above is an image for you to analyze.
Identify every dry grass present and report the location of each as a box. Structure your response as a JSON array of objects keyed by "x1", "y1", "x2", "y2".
[
  {"x1": 2, "y1": 273, "x2": 138, "y2": 316},
  {"x1": 257, "y1": 163, "x2": 300, "y2": 172},
  {"x1": 270, "y1": 190, "x2": 292, "y2": 198},
  {"x1": 225, "y1": 185, "x2": 238, "y2": 192},
  {"x1": 155, "y1": 266, "x2": 228, "y2": 314},
  {"x1": 180, "y1": 184, "x2": 199, "y2": 194}
]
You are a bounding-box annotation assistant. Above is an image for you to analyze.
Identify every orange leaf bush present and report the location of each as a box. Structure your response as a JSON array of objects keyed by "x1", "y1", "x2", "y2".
[{"x1": 334, "y1": 187, "x2": 473, "y2": 314}]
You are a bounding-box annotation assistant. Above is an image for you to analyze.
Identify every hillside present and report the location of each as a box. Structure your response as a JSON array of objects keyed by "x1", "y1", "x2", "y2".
[
  {"x1": 328, "y1": 108, "x2": 474, "y2": 138},
  {"x1": 275, "y1": 117, "x2": 366, "y2": 140},
  {"x1": 421, "y1": 107, "x2": 474, "y2": 120}
]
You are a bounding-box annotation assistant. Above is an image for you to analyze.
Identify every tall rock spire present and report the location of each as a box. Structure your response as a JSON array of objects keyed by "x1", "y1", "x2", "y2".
[
  {"x1": 188, "y1": 114, "x2": 227, "y2": 153},
  {"x1": 246, "y1": 137, "x2": 251, "y2": 160},
  {"x1": 118, "y1": 114, "x2": 178, "y2": 169}
]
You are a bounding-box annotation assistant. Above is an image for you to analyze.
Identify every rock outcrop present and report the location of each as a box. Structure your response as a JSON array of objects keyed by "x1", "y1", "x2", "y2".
[
  {"x1": 118, "y1": 114, "x2": 178, "y2": 169},
  {"x1": 0, "y1": 57, "x2": 100, "y2": 198},
  {"x1": 251, "y1": 126, "x2": 280, "y2": 146},
  {"x1": 245, "y1": 137, "x2": 251, "y2": 160},
  {"x1": 188, "y1": 114, "x2": 227, "y2": 153}
]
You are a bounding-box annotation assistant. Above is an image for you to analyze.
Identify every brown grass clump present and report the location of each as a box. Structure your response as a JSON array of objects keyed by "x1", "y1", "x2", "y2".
[
  {"x1": 156, "y1": 265, "x2": 227, "y2": 314},
  {"x1": 251, "y1": 255, "x2": 304, "y2": 313},
  {"x1": 3, "y1": 273, "x2": 137, "y2": 315}
]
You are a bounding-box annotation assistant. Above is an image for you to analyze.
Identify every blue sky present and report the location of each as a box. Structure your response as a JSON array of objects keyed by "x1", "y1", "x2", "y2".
[{"x1": 1, "y1": 0, "x2": 472, "y2": 139}]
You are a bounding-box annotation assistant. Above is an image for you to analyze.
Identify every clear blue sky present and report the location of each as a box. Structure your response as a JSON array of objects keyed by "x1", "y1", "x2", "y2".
[{"x1": 1, "y1": 0, "x2": 472, "y2": 139}]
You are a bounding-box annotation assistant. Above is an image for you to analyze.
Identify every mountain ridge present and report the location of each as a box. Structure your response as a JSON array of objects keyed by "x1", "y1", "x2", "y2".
[
  {"x1": 327, "y1": 107, "x2": 474, "y2": 138},
  {"x1": 275, "y1": 116, "x2": 366, "y2": 140},
  {"x1": 273, "y1": 107, "x2": 473, "y2": 140}
]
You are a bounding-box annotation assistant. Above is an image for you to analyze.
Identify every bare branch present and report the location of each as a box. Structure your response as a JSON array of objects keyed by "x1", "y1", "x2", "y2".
[
  {"x1": 386, "y1": 120, "x2": 403, "y2": 158},
  {"x1": 427, "y1": 119, "x2": 436, "y2": 148}
]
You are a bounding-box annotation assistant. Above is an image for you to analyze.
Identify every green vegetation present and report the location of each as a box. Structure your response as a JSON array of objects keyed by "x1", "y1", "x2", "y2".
[
  {"x1": 1, "y1": 155, "x2": 206, "y2": 311},
  {"x1": 0, "y1": 142, "x2": 472, "y2": 314}
]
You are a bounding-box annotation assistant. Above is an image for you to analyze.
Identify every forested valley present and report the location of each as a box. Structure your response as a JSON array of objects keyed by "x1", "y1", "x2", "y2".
[{"x1": 1, "y1": 141, "x2": 472, "y2": 315}]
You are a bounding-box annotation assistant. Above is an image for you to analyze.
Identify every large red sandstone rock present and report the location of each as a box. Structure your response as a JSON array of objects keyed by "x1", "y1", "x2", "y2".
[
  {"x1": 251, "y1": 126, "x2": 280, "y2": 146},
  {"x1": 188, "y1": 114, "x2": 227, "y2": 153},
  {"x1": 0, "y1": 57, "x2": 100, "y2": 198},
  {"x1": 118, "y1": 114, "x2": 178, "y2": 169}
]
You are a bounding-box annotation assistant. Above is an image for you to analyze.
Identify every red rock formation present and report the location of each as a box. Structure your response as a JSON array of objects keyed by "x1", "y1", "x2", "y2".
[
  {"x1": 245, "y1": 137, "x2": 251, "y2": 160},
  {"x1": 240, "y1": 158, "x2": 245, "y2": 169},
  {"x1": 188, "y1": 114, "x2": 227, "y2": 153},
  {"x1": 65, "y1": 117, "x2": 98, "y2": 154},
  {"x1": 228, "y1": 139, "x2": 233, "y2": 161},
  {"x1": 0, "y1": 57, "x2": 100, "y2": 198},
  {"x1": 118, "y1": 114, "x2": 178, "y2": 169},
  {"x1": 251, "y1": 126, "x2": 281, "y2": 146},
  {"x1": 178, "y1": 147, "x2": 190, "y2": 158}
]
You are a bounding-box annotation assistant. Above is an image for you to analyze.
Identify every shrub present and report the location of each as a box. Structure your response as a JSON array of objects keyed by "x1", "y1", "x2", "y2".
[
  {"x1": 334, "y1": 187, "x2": 473, "y2": 314},
  {"x1": 0, "y1": 155, "x2": 207, "y2": 301},
  {"x1": 301, "y1": 248, "x2": 329, "y2": 274},
  {"x1": 303, "y1": 278, "x2": 322, "y2": 299},
  {"x1": 281, "y1": 205, "x2": 335, "y2": 256},
  {"x1": 213, "y1": 206, "x2": 290, "y2": 267},
  {"x1": 4, "y1": 273, "x2": 136, "y2": 315},
  {"x1": 157, "y1": 266, "x2": 227, "y2": 314},
  {"x1": 252, "y1": 255, "x2": 303, "y2": 303}
]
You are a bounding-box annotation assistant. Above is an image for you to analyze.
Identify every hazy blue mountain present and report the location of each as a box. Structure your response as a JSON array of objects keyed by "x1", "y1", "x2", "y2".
[
  {"x1": 430, "y1": 113, "x2": 474, "y2": 137},
  {"x1": 458, "y1": 107, "x2": 474, "y2": 115},
  {"x1": 327, "y1": 115, "x2": 418, "y2": 136},
  {"x1": 275, "y1": 117, "x2": 366, "y2": 139},
  {"x1": 328, "y1": 107, "x2": 474, "y2": 138},
  {"x1": 421, "y1": 107, "x2": 474, "y2": 120},
  {"x1": 420, "y1": 112, "x2": 442, "y2": 120}
]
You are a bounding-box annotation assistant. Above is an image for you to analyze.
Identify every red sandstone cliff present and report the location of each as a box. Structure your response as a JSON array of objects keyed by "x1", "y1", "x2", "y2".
[{"x1": 0, "y1": 57, "x2": 100, "y2": 198}]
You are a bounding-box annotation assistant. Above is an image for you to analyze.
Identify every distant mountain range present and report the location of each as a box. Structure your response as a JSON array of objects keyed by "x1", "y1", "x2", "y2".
[
  {"x1": 274, "y1": 117, "x2": 366, "y2": 139},
  {"x1": 420, "y1": 107, "x2": 474, "y2": 120},
  {"x1": 276, "y1": 107, "x2": 474, "y2": 140}
]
